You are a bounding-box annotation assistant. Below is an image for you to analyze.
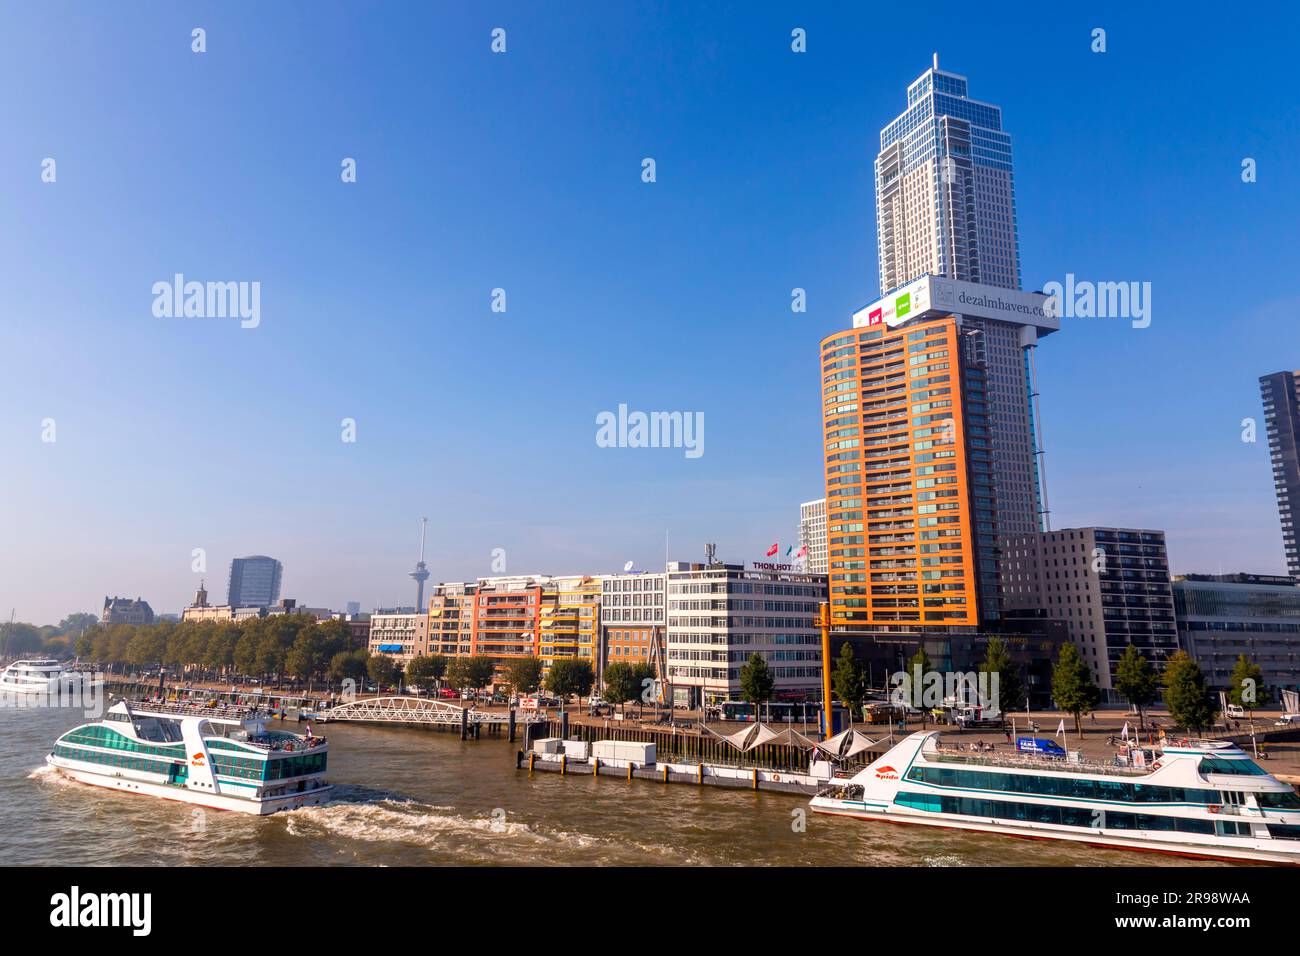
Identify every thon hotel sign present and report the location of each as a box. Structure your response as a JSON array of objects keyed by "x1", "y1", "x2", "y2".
[{"x1": 751, "y1": 561, "x2": 797, "y2": 572}]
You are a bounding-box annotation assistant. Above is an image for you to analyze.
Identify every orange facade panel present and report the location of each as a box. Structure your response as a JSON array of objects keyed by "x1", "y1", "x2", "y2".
[
  {"x1": 469, "y1": 585, "x2": 542, "y2": 659},
  {"x1": 820, "y1": 316, "x2": 981, "y2": 628}
]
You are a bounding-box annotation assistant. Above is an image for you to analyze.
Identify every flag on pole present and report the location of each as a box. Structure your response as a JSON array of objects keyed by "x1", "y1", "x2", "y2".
[
  {"x1": 1121, "y1": 722, "x2": 1129, "y2": 740},
  {"x1": 796, "y1": 544, "x2": 808, "y2": 558},
  {"x1": 784, "y1": 545, "x2": 794, "y2": 557},
  {"x1": 1055, "y1": 719, "x2": 1066, "y2": 738},
  {"x1": 766, "y1": 543, "x2": 778, "y2": 556}
]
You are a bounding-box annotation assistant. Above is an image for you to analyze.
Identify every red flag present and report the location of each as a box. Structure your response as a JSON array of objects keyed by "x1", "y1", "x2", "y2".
[
  {"x1": 766, "y1": 543, "x2": 778, "y2": 556},
  {"x1": 796, "y1": 545, "x2": 808, "y2": 558}
]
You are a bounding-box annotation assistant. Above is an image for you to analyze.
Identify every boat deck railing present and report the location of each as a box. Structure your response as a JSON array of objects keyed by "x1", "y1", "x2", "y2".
[
  {"x1": 927, "y1": 745, "x2": 1152, "y2": 777},
  {"x1": 124, "y1": 699, "x2": 257, "y2": 722}
]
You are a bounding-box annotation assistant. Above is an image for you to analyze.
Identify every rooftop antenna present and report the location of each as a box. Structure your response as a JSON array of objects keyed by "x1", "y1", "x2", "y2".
[
  {"x1": 933, "y1": 51, "x2": 939, "y2": 71},
  {"x1": 409, "y1": 517, "x2": 431, "y2": 611},
  {"x1": 705, "y1": 542, "x2": 718, "y2": 567}
]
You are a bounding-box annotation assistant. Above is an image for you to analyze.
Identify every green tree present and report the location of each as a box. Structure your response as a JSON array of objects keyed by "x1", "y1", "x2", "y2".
[
  {"x1": 57, "y1": 613, "x2": 99, "y2": 640},
  {"x1": 602, "y1": 662, "x2": 638, "y2": 713},
  {"x1": 445, "y1": 656, "x2": 469, "y2": 693},
  {"x1": 908, "y1": 646, "x2": 934, "y2": 727},
  {"x1": 739, "y1": 652, "x2": 775, "y2": 715},
  {"x1": 979, "y1": 637, "x2": 1024, "y2": 719},
  {"x1": 366, "y1": 653, "x2": 398, "y2": 691},
  {"x1": 1227, "y1": 654, "x2": 1270, "y2": 718},
  {"x1": 463, "y1": 655, "x2": 498, "y2": 692},
  {"x1": 74, "y1": 624, "x2": 100, "y2": 660},
  {"x1": 1163, "y1": 651, "x2": 1217, "y2": 733},
  {"x1": 1051, "y1": 643, "x2": 1100, "y2": 735},
  {"x1": 405, "y1": 654, "x2": 445, "y2": 692},
  {"x1": 545, "y1": 658, "x2": 595, "y2": 703},
  {"x1": 630, "y1": 661, "x2": 658, "y2": 714},
  {"x1": 424, "y1": 653, "x2": 448, "y2": 685},
  {"x1": 3, "y1": 621, "x2": 47, "y2": 657},
  {"x1": 285, "y1": 628, "x2": 329, "y2": 692},
  {"x1": 328, "y1": 649, "x2": 369, "y2": 689},
  {"x1": 501, "y1": 656, "x2": 543, "y2": 697},
  {"x1": 1113, "y1": 643, "x2": 1160, "y2": 730},
  {"x1": 832, "y1": 643, "x2": 867, "y2": 717}
]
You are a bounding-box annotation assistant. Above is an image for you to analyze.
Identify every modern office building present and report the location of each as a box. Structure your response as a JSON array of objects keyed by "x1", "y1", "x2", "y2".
[
  {"x1": 1260, "y1": 371, "x2": 1300, "y2": 579},
  {"x1": 226, "y1": 555, "x2": 283, "y2": 608},
  {"x1": 871, "y1": 59, "x2": 1048, "y2": 542},
  {"x1": 345, "y1": 601, "x2": 362, "y2": 616},
  {"x1": 599, "y1": 571, "x2": 667, "y2": 683},
  {"x1": 368, "y1": 610, "x2": 429, "y2": 663},
  {"x1": 822, "y1": 312, "x2": 1005, "y2": 629},
  {"x1": 875, "y1": 54, "x2": 1020, "y2": 294},
  {"x1": 799, "y1": 498, "x2": 829, "y2": 574},
  {"x1": 835, "y1": 619, "x2": 1068, "y2": 708},
  {"x1": 664, "y1": 560, "x2": 827, "y2": 707},
  {"x1": 1174, "y1": 573, "x2": 1300, "y2": 694},
  {"x1": 101, "y1": 596, "x2": 155, "y2": 626},
  {"x1": 1001, "y1": 528, "x2": 1178, "y2": 695},
  {"x1": 820, "y1": 61, "x2": 1059, "y2": 650}
]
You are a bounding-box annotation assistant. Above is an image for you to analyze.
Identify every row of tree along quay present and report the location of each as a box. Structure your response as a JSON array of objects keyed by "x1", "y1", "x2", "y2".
[
  {"x1": 813, "y1": 635, "x2": 1272, "y2": 739},
  {"x1": 5, "y1": 614, "x2": 1278, "y2": 742}
]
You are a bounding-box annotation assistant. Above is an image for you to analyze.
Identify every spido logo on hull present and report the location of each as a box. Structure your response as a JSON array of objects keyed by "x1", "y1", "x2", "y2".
[{"x1": 49, "y1": 886, "x2": 152, "y2": 937}]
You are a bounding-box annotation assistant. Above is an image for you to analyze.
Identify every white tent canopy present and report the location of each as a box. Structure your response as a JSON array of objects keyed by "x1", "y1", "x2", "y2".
[
  {"x1": 811, "y1": 728, "x2": 879, "y2": 760},
  {"x1": 708, "y1": 722, "x2": 785, "y2": 753}
]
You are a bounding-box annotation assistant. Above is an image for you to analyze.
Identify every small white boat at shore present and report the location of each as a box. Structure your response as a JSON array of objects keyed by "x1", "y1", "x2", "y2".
[{"x1": 0, "y1": 659, "x2": 99, "y2": 699}]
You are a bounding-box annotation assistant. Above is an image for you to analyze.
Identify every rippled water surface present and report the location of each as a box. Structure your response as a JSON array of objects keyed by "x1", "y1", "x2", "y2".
[{"x1": 0, "y1": 705, "x2": 1228, "y2": 866}]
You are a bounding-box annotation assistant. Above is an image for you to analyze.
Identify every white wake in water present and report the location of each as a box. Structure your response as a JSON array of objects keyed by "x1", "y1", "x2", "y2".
[{"x1": 282, "y1": 796, "x2": 701, "y2": 865}]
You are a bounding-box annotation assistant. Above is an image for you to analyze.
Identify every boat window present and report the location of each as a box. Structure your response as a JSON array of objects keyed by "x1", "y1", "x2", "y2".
[
  {"x1": 905, "y1": 765, "x2": 1217, "y2": 805},
  {"x1": 1199, "y1": 757, "x2": 1268, "y2": 776},
  {"x1": 892, "y1": 791, "x2": 1215, "y2": 835},
  {"x1": 1257, "y1": 790, "x2": 1300, "y2": 810},
  {"x1": 1267, "y1": 824, "x2": 1300, "y2": 841}
]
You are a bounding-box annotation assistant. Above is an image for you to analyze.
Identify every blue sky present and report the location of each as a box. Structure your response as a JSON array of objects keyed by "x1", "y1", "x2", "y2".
[{"x1": 2, "y1": 2, "x2": 1297, "y2": 624}]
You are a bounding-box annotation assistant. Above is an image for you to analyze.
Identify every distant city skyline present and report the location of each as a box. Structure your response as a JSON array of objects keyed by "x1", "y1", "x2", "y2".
[{"x1": 3, "y1": 5, "x2": 1297, "y2": 626}]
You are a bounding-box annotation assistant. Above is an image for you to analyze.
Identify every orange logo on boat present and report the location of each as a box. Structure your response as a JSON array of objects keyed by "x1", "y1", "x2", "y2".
[
  {"x1": 191, "y1": 752, "x2": 206, "y2": 766},
  {"x1": 875, "y1": 765, "x2": 899, "y2": 780}
]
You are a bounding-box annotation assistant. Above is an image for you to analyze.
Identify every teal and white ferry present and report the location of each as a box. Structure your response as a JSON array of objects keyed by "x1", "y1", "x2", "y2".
[
  {"x1": 47, "y1": 699, "x2": 332, "y2": 814},
  {"x1": 812, "y1": 731, "x2": 1300, "y2": 865}
]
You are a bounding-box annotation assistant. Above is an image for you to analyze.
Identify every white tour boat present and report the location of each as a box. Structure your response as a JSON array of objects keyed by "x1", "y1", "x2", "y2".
[
  {"x1": 47, "y1": 699, "x2": 332, "y2": 814},
  {"x1": 811, "y1": 731, "x2": 1300, "y2": 865},
  {"x1": 0, "y1": 659, "x2": 98, "y2": 698}
]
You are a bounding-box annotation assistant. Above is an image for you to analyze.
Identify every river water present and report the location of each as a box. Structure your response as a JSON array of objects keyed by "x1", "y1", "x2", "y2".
[{"x1": 1, "y1": 704, "x2": 1224, "y2": 867}]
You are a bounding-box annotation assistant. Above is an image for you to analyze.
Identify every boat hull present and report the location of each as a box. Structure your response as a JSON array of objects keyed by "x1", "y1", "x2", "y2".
[
  {"x1": 47, "y1": 756, "x2": 332, "y2": 815},
  {"x1": 811, "y1": 799, "x2": 1300, "y2": 866}
]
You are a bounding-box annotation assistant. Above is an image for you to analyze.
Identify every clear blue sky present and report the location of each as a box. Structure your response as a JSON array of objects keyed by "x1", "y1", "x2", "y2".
[{"x1": 2, "y1": 2, "x2": 1297, "y2": 625}]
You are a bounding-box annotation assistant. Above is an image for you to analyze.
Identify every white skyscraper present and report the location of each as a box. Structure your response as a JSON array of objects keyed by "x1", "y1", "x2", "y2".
[
  {"x1": 875, "y1": 54, "x2": 1021, "y2": 294},
  {"x1": 872, "y1": 57, "x2": 1046, "y2": 540},
  {"x1": 799, "y1": 498, "x2": 828, "y2": 574}
]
